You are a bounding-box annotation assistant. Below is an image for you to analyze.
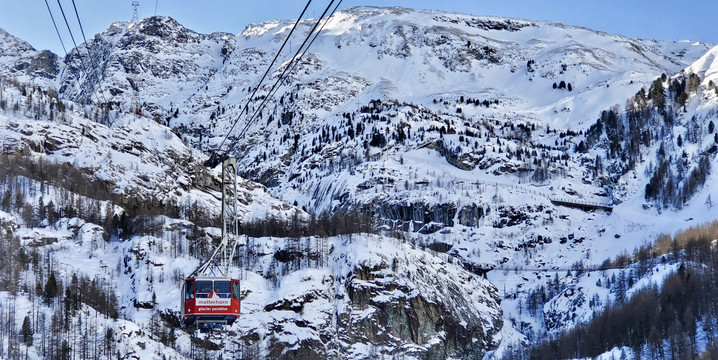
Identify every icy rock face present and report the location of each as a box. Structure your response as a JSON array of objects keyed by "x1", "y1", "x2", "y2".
[
  {"x1": 372, "y1": 201, "x2": 458, "y2": 233},
  {"x1": 358, "y1": 198, "x2": 489, "y2": 234},
  {"x1": 240, "y1": 235, "x2": 502, "y2": 360},
  {"x1": 17, "y1": 50, "x2": 58, "y2": 78},
  {"x1": 435, "y1": 139, "x2": 482, "y2": 171},
  {"x1": 368, "y1": 200, "x2": 536, "y2": 234},
  {"x1": 543, "y1": 285, "x2": 586, "y2": 333},
  {"x1": 344, "y1": 262, "x2": 500, "y2": 359},
  {"x1": 457, "y1": 204, "x2": 486, "y2": 227}
]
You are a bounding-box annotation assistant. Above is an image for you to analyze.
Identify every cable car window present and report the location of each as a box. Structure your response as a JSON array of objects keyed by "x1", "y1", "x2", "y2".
[
  {"x1": 184, "y1": 281, "x2": 195, "y2": 300},
  {"x1": 214, "y1": 280, "x2": 231, "y2": 298},
  {"x1": 232, "y1": 281, "x2": 240, "y2": 300},
  {"x1": 196, "y1": 280, "x2": 212, "y2": 298}
]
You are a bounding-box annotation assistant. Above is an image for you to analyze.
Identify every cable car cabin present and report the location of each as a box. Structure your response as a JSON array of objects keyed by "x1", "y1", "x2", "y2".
[{"x1": 181, "y1": 277, "x2": 240, "y2": 328}]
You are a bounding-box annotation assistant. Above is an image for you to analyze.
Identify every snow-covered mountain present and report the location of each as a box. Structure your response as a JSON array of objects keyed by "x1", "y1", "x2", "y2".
[
  {"x1": 0, "y1": 27, "x2": 58, "y2": 82},
  {"x1": 1, "y1": 5, "x2": 718, "y2": 359},
  {"x1": 56, "y1": 7, "x2": 712, "y2": 213}
]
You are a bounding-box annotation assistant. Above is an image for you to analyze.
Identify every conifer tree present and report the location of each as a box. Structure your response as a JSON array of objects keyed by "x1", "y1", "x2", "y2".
[
  {"x1": 21, "y1": 315, "x2": 33, "y2": 345},
  {"x1": 21, "y1": 314, "x2": 33, "y2": 360},
  {"x1": 44, "y1": 272, "x2": 58, "y2": 303}
]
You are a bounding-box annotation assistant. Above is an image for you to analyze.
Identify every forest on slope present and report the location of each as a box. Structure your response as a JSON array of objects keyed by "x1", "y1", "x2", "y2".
[{"x1": 504, "y1": 221, "x2": 718, "y2": 359}]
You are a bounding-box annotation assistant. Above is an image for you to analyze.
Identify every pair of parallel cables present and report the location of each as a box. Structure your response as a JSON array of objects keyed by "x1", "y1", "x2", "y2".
[
  {"x1": 44, "y1": 0, "x2": 108, "y2": 105},
  {"x1": 216, "y1": 0, "x2": 344, "y2": 158},
  {"x1": 46, "y1": 0, "x2": 344, "y2": 151}
]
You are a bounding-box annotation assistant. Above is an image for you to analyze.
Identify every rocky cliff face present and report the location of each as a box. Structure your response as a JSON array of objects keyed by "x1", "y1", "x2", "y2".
[
  {"x1": 0, "y1": 28, "x2": 59, "y2": 80},
  {"x1": 58, "y1": 16, "x2": 233, "y2": 103},
  {"x1": 239, "y1": 235, "x2": 502, "y2": 360}
]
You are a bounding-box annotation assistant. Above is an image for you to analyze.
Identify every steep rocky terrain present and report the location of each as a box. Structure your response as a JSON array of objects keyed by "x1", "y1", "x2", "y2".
[{"x1": 0, "y1": 28, "x2": 58, "y2": 82}]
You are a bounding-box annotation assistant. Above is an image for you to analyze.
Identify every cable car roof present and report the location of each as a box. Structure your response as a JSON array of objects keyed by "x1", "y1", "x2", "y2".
[{"x1": 184, "y1": 276, "x2": 238, "y2": 281}]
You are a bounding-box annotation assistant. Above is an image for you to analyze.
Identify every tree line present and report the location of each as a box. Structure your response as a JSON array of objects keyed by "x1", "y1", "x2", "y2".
[
  {"x1": 507, "y1": 221, "x2": 718, "y2": 359},
  {"x1": 241, "y1": 209, "x2": 374, "y2": 238},
  {"x1": 584, "y1": 72, "x2": 716, "y2": 209},
  {"x1": 0, "y1": 229, "x2": 118, "y2": 360}
]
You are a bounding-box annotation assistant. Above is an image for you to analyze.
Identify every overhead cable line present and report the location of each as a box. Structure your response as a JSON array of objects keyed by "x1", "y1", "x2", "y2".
[
  {"x1": 69, "y1": 0, "x2": 88, "y2": 43},
  {"x1": 216, "y1": 0, "x2": 314, "y2": 155},
  {"x1": 44, "y1": 0, "x2": 68, "y2": 55},
  {"x1": 55, "y1": 0, "x2": 103, "y2": 105},
  {"x1": 222, "y1": 0, "x2": 340, "y2": 156},
  {"x1": 238, "y1": 0, "x2": 344, "y2": 141},
  {"x1": 55, "y1": 0, "x2": 88, "y2": 69},
  {"x1": 234, "y1": 0, "x2": 337, "y2": 142},
  {"x1": 70, "y1": 0, "x2": 109, "y2": 104}
]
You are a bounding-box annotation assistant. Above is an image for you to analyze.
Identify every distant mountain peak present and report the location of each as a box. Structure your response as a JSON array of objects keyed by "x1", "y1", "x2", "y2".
[
  {"x1": 132, "y1": 16, "x2": 192, "y2": 39},
  {"x1": 0, "y1": 27, "x2": 59, "y2": 80},
  {"x1": 0, "y1": 26, "x2": 35, "y2": 56}
]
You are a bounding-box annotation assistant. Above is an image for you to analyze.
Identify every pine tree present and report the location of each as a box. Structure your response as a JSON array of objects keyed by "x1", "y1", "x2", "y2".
[
  {"x1": 649, "y1": 78, "x2": 666, "y2": 110},
  {"x1": 1, "y1": 190, "x2": 10, "y2": 211},
  {"x1": 44, "y1": 272, "x2": 58, "y2": 303},
  {"x1": 61, "y1": 340, "x2": 71, "y2": 360},
  {"x1": 21, "y1": 315, "x2": 33, "y2": 345},
  {"x1": 38, "y1": 196, "x2": 46, "y2": 223},
  {"x1": 46, "y1": 201, "x2": 58, "y2": 225},
  {"x1": 21, "y1": 315, "x2": 33, "y2": 360}
]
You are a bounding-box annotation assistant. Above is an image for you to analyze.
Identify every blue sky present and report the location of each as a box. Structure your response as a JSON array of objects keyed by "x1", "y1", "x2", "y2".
[{"x1": 1, "y1": 0, "x2": 717, "y2": 55}]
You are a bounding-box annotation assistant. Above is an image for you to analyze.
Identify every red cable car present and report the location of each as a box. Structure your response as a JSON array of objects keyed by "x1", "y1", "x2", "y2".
[
  {"x1": 180, "y1": 158, "x2": 242, "y2": 330},
  {"x1": 181, "y1": 276, "x2": 241, "y2": 328}
]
